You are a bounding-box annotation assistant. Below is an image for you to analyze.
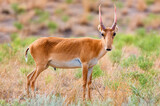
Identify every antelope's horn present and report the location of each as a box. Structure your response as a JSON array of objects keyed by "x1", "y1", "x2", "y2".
[
  {"x1": 99, "y1": 5, "x2": 105, "y2": 30},
  {"x1": 111, "y1": 5, "x2": 117, "y2": 30}
]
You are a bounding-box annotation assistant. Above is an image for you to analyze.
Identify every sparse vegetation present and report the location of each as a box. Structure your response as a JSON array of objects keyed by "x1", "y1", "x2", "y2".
[
  {"x1": 0, "y1": 0, "x2": 160, "y2": 105},
  {"x1": 62, "y1": 15, "x2": 70, "y2": 22},
  {"x1": 14, "y1": 22, "x2": 23, "y2": 30},
  {"x1": 75, "y1": 64, "x2": 103, "y2": 79},
  {"x1": 11, "y1": 3, "x2": 25, "y2": 14},
  {"x1": 109, "y1": 49, "x2": 122, "y2": 64},
  {"x1": 48, "y1": 21, "x2": 58, "y2": 33}
]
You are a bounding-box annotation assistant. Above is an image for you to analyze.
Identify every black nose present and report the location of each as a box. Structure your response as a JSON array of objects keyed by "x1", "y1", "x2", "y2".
[{"x1": 106, "y1": 49, "x2": 111, "y2": 51}]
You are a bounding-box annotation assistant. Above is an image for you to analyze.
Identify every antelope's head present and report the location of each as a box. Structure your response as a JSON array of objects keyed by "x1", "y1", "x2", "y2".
[{"x1": 98, "y1": 5, "x2": 118, "y2": 51}]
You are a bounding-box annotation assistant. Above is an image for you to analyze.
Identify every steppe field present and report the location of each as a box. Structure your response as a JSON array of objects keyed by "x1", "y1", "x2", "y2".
[{"x1": 0, "y1": 0, "x2": 160, "y2": 105}]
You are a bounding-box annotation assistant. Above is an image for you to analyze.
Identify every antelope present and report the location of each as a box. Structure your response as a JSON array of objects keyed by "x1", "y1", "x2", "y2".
[{"x1": 25, "y1": 5, "x2": 118, "y2": 100}]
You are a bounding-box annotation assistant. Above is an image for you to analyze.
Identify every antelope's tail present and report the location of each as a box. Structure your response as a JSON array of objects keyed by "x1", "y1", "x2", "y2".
[{"x1": 25, "y1": 48, "x2": 29, "y2": 62}]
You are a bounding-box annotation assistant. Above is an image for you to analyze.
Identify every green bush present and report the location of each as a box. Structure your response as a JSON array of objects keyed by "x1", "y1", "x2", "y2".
[
  {"x1": 109, "y1": 49, "x2": 122, "y2": 64},
  {"x1": 75, "y1": 65, "x2": 103, "y2": 79},
  {"x1": 55, "y1": 8, "x2": 63, "y2": 15},
  {"x1": 136, "y1": 36, "x2": 160, "y2": 52},
  {"x1": 26, "y1": 53, "x2": 35, "y2": 65},
  {"x1": 34, "y1": 9, "x2": 49, "y2": 23},
  {"x1": 20, "y1": 67, "x2": 31, "y2": 76},
  {"x1": 12, "y1": 36, "x2": 37, "y2": 48},
  {"x1": 10, "y1": 33, "x2": 18, "y2": 41},
  {"x1": 137, "y1": 56, "x2": 153, "y2": 71},
  {"x1": 107, "y1": 80, "x2": 120, "y2": 91},
  {"x1": 48, "y1": 21, "x2": 58, "y2": 32},
  {"x1": 92, "y1": 64, "x2": 103, "y2": 79},
  {"x1": 45, "y1": 75, "x2": 53, "y2": 84},
  {"x1": 65, "y1": 0, "x2": 73, "y2": 4},
  {"x1": 11, "y1": 3, "x2": 25, "y2": 14},
  {"x1": 75, "y1": 68, "x2": 82, "y2": 79},
  {"x1": 0, "y1": 44, "x2": 15, "y2": 62},
  {"x1": 121, "y1": 55, "x2": 137, "y2": 68},
  {"x1": 62, "y1": 15, "x2": 69, "y2": 22},
  {"x1": 0, "y1": 99, "x2": 8, "y2": 106},
  {"x1": 14, "y1": 22, "x2": 23, "y2": 30},
  {"x1": 113, "y1": 33, "x2": 135, "y2": 49},
  {"x1": 136, "y1": 28, "x2": 146, "y2": 37}
]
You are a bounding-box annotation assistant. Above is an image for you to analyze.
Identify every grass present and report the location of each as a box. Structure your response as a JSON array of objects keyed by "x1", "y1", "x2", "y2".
[
  {"x1": 65, "y1": 0, "x2": 73, "y2": 4},
  {"x1": 20, "y1": 67, "x2": 31, "y2": 76},
  {"x1": 11, "y1": 3, "x2": 25, "y2": 14},
  {"x1": 121, "y1": 54, "x2": 137, "y2": 68},
  {"x1": 75, "y1": 64, "x2": 103, "y2": 79},
  {"x1": 137, "y1": 56, "x2": 153, "y2": 71},
  {"x1": 109, "y1": 49, "x2": 122, "y2": 64},
  {"x1": 34, "y1": 8, "x2": 50, "y2": 23},
  {"x1": 47, "y1": 21, "x2": 58, "y2": 33},
  {"x1": 45, "y1": 75, "x2": 53, "y2": 84},
  {"x1": 61, "y1": 15, "x2": 70, "y2": 22},
  {"x1": 14, "y1": 22, "x2": 23, "y2": 30},
  {"x1": 0, "y1": 31, "x2": 160, "y2": 105}
]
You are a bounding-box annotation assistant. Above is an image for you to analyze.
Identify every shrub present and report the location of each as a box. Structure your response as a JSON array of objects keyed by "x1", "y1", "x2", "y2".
[
  {"x1": 136, "y1": 28, "x2": 146, "y2": 37},
  {"x1": 11, "y1": 3, "x2": 25, "y2": 14},
  {"x1": 116, "y1": 1, "x2": 124, "y2": 8},
  {"x1": 20, "y1": 67, "x2": 31, "y2": 76},
  {"x1": 121, "y1": 55, "x2": 137, "y2": 68},
  {"x1": 109, "y1": 49, "x2": 122, "y2": 64},
  {"x1": 10, "y1": 33, "x2": 18, "y2": 41},
  {"x1": 0, "y1": 99, "x2": 8, "y2": 106},
  {"x1": 55, "y1": 8, "x2": 63, "y2": 15},
  {"x1": 65, "y1": 0, "x2": 73, "y2": 4},
  {"x1": 26, "y1": 53, "x2": 35, "y2": 65},
  {"x1": 92, "y1": 64, "x2": 103, "y2": 79},
  {"x1": 136, "y1": 35, "x2": 160, "y2": 52},
  {"x1": 137, "y1": 56, "x2": 153, "y2": 71},
  {"x1": 45, "y1": 75, "x2": 53, "y2": 84},
  {"x1": 34, "y1": 9, "x2": 49, "y2": 23},
  {"x1": 48, "y1": 21, "x2": 58, "y2": 32},
  {"x1": 14, "y1": 22, "x2": 23, "y2": 30},
  {"x1": 75, "y1": 68, "x2": 82, "y2": 79},
  {"x1": 87, "y1": 15, "x2": 94, "y2": 21},
  {"x1": 75, "y1": 65, "x2": 103, "y2": 79},
  {"x1": 26, "y1": 94, "x2": 65, "y2": 106},
  {"x1": 62, "y1": 15, "x2": 69, "y2": 22},
  {"x1": 107, "y1": 80, "x2": 120, "y2": 91}
]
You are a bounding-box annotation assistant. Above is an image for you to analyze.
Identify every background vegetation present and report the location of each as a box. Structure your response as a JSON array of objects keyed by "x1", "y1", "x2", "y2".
[{"x1": 0, "y1": 0, "x2": 160, "y2": 105}]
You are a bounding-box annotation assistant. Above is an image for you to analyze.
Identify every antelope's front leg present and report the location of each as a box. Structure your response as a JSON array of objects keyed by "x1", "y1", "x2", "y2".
[
  {"x1": 82, "y1": 63, "x2": 88, "y2": 101},
  {"x1": 87, "y1": 67, "x2": 93, "y2": 101}
]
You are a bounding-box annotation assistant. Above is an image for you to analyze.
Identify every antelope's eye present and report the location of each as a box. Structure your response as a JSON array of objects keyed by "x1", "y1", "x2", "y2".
[
  {"x1": 101, "y1": 33, "x2": 104, "y2": 36},
  {"x1": 113, "y1": 32, "x2": 116, "y2": 36}
]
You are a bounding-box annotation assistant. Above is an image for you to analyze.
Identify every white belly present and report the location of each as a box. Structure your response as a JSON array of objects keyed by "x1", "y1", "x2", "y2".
[{"x1": 49, "y1": 58, "x2": 82, "y2": 68}]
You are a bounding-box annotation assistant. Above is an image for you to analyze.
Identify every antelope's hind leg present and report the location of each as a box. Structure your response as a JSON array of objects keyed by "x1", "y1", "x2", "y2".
[
  {"x1": 26, "y1": 69, "x2": 36, "y2": 96},
  {"x1": 29, "y1": 63, "x2": 49, "y2": 97}
]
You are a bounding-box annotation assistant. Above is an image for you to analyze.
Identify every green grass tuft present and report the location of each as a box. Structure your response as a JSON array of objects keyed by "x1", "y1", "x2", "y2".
[
  {"x1": 121, "y1": 55, "x2": 137, "y2": 68},
  {"x1": 62, "y1": 15, "x2": 70, "y2": 22},
  {"x1": 45, "y1": 75, "x2": 53, "y2": 84},
  {"x1": 109, "y1": 49, "x2": 122, "y2": 64},
  {"x1": 14, "y1": 22, "x2": 23, "y2": 30},
  {"x1": 48, "y1": 21, "x2": 58, "y2": 32},
  {"x1": 11, "y1": 3, "x2": 25, "y2": 14},
  {"x1": 20, "y1": 67, "x2": 31, "y2": 76},
  {"x1": 75, "y1": 65, "x2": 103, "y2": 79},
  {"x1": 137, "y1": 56, "x2": 153, "y2": 71}
]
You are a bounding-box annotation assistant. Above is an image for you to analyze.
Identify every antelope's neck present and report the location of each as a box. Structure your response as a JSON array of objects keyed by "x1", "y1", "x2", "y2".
[{"x1": 97, "y1": 39, "x2": 107, "y2": 59}]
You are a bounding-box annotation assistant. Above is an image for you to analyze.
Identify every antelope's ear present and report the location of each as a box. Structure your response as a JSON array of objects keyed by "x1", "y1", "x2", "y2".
[
  {"x1": 98, "y1": 24, "x2": 104, "y2": 32},
  {"x1": 115, "y1": 25, "x2": 118, "y2": 32}
]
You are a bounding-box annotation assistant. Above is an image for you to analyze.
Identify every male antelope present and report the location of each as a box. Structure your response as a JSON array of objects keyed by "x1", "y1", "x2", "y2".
[{"x1": 25, "y1": 5, "x2": 118, "y2": 100}]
